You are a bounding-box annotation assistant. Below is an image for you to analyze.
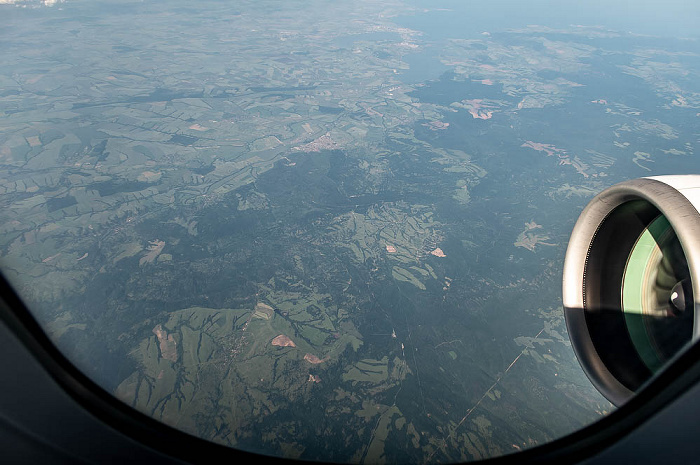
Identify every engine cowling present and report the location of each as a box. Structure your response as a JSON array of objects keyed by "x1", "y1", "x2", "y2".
[{"x1": 563, "y1": 176, "x2": 700, "y2": 405}]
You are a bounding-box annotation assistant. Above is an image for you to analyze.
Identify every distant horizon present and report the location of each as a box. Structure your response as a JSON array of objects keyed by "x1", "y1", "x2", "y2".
[{"x1": 403, "y1": 0, "x2": 700, "y2": 40}]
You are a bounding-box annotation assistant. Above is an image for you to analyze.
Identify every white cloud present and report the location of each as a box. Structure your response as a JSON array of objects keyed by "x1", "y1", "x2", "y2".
[{"x1": 0, "y1": 0, "x2": 63, "y2": 6}]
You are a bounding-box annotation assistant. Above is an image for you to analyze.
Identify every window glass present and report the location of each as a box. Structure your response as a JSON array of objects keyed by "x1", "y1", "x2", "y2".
[{"x1": 1, "y1": 0, "x2": 697, "y2": 461}]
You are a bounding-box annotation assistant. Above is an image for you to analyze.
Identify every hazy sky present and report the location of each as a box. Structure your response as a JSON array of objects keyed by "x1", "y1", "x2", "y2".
[{"x1": 405, "y1": 0, "x2": 700, "y2": 39}]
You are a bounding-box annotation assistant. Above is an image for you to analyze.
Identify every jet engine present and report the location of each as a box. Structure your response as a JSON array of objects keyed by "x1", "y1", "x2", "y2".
[{"x1": 563, "y1": 176, "x2": 700, "y2": 406}]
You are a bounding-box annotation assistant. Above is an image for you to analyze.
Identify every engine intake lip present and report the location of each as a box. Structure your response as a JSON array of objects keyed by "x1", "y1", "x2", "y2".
[{"x1": 563, "y1": 177, "x2": 700, "y2": 406}]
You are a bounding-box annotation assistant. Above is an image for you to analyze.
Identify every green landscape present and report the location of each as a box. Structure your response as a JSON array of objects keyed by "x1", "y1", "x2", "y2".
[{"x1": 1, "y1": 0, "x2": 698, "y2": 462}]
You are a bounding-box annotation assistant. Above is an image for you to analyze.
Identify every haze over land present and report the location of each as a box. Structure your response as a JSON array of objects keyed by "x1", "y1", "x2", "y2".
[{"x1": 1, "y1": 0, "x2": 698, "y2": 462}]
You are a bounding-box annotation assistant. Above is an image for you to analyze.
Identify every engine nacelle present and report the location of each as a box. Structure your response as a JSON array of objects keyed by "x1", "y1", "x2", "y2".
[{"x1": 563, "y1": 176, "x2": 700, "y2": 405}]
